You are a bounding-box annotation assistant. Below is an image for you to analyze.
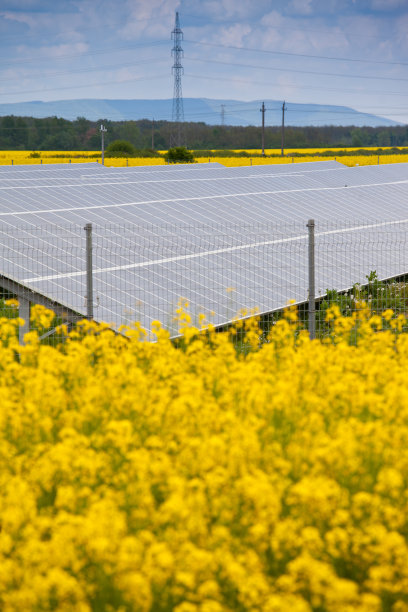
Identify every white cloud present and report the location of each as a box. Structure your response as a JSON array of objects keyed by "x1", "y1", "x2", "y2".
[
  {"x1": 370, "y1": 0, "x2": 406, "y2": 10},
  {"x1": 1, "y1": 10, "x2": 36, "y2": 27},
  {"x1": 256, "y1": 11, "x2": 349, "y2": 55},
  {"x1": 217, "y1": 23, "x2": 251, "y2": 46},
  {"x1": 118, "y1": 0, "x2": 181, "y2": 40},
  {"x1": 286, "y1": 0, "x2": 314, "y2": 15}
]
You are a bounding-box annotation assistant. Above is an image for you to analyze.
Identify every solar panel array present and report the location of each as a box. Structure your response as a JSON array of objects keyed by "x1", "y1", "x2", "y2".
[{"x1": 0, "y1": 160, "x2": 407, "y2": 334}]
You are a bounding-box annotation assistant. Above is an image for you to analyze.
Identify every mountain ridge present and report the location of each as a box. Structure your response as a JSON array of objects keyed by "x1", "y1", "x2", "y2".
[{"x1": 0, "y1": 98, "x2": 399, "y2": 128}]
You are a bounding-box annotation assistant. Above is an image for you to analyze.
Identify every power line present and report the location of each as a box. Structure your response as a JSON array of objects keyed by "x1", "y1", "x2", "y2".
[
  {"x1": 181, "y1": 12, "x2": 391, "y2": 41},
  {"x1": 186, "y1": 57, "x2": 408, "y2": 84},
  {"x1": 2, "y1": 54, "x2": 406, "y2": 101},
  {"x1": 0, "y1": 73, "x2": 169, "y2": 98},
  {"x1": 185, "y1": 73, "x2": 408, "y2": 99},
  {"x1": 0, "y1": 58, "x2": 169, "y2": 84},
  {"x1": 0, "y1": 40, "x2": 168, "y2": 68},
  {"x1": 185, "y1": 39, "x2": 408, "y2": 68},
  {"x1": 3, "y1": 104, "x2": 406, "y2": 123},
  {"x1": 0, "y1": 15, "x2": 168, "y2": 45}
]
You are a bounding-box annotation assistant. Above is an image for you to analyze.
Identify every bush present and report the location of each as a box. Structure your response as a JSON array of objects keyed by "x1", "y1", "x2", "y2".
[
  {"x1": 164, "y1": 146, "x2": 195, "y2": 164},
  {"x1": 105, "y1": 140, "x2": 136, "y2": 156}
]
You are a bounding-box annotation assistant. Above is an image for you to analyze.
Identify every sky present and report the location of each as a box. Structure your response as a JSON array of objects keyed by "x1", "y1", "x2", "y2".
[{"x1": 0, "y1": 0, "x2": 407, "y2": 124}]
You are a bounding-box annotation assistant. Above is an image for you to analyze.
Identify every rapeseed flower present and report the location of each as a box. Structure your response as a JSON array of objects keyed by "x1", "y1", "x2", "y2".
[{"x1": 0, "y1": 306, "x2": 407, "y2": 610}]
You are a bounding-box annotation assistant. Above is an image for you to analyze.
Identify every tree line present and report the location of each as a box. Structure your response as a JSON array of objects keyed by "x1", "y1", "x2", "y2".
[{"x1": 0, "y1": 114, "x2": 407, "y2": 151}]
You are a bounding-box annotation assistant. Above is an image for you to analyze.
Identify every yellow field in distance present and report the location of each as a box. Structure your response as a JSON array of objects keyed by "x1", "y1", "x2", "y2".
[{"x1": 0, "y1": 149, "x2": 408, "y2": 168}]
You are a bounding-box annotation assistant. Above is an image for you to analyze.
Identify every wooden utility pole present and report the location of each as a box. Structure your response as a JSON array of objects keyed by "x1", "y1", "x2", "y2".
[
  {"x1": 151, "y1": 118, "x2": 155, "y2": 150},
  {"x1": 100, "y1": 124, "x2": 107, "y2": 165},
  {"x1": 281, "y1": 101, "x2": 287, "y2": 157},
  {"x1": 260, "y1": 101, "x2": 265, "y2": 156}
]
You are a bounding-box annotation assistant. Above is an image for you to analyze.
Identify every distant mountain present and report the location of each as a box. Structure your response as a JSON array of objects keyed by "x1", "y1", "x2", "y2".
[{"x1": 0, "y1": 98, "x2": 400, "y2": 127}]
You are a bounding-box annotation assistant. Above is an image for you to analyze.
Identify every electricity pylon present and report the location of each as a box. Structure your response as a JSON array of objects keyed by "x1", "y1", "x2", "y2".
[{"x1": 171, "y1": 12, "x2": 185, "y2": 147}]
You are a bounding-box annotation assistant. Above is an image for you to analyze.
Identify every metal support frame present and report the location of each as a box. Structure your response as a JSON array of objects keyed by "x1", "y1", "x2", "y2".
[
  {"x1": 0, "y1": 276, "x2": 81, "y2": 323},
  {"x1": 0, "y1": 275, "x2": 83, "y2": 344},
  {"x1": 307, "y1": 219, "x2": 316, "y2": 340},
  {"x1": 84, "y1": 223, "x2": 93, "y2": 320}
]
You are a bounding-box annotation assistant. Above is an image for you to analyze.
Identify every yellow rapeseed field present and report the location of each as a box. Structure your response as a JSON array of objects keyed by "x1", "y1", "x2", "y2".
[
  {"x1": 1, "y1": 149, "x2": 408, "y2": 168},
  {"x1": 1, "y1": 301, "x2": 408, "y2": 611}
]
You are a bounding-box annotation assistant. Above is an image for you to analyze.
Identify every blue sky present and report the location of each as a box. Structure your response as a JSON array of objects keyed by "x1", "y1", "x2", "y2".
[{"x1": 0, "y1": 0, "x2": 407, "y2": 124}]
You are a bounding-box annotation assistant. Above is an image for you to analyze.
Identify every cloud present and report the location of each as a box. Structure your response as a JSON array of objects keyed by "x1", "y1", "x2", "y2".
[
  {"x1": 184, "y1": 0, "x2": 257, "y2": 21},
  {"x1": 1, "y1": 0, "x2": 61, "y2": 9},
  {"x1": 217, "y1": 23, "x2": 251, "y2": 46},
  {"x1": 117, "y1": 0, "x2": 181, "y2": 40},
  {"x1": 286, "y1": 0, "x2": 314, "y2": 15},
  {"x1": 20, "y1": 41, "x2": 89, "y2": 59},
  {"x1": 395, "y1": 14, "x2": 408, "y2": 51},
  {"x1": 257, "y1": 10, "x2": 349, "y2": 55},
  {"x1": 0, "y1": 7, "x2": 88, "y2": 44},
  {"x1": 0, "y1": 10, "x2": 36, "y2": 27},
  {"x1": 370, "y1": 0, "x2": 407, "y2": 10}
]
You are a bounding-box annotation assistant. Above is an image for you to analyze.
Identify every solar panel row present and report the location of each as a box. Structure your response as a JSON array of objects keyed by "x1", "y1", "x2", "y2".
[{"x1": 0, "y1": 160, "x2": 407, "y2": 335}]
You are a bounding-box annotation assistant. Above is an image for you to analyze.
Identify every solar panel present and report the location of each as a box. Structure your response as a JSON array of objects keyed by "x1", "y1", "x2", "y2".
[
  {"x1": 0, "y1": 162, "x2": 223, "y2": 184},
  {"x1": 0, "y1": 163, "x2": 110, "y2": 182},
  {"x1": 1, "y1": 162, "x2": 408, "y2": 335},
  {"x1": 0, "y1": 162, "x2": 406, "y2": 196},
  {"x1": 104, "y1": 159, "x2": 343, "y2": 178},
  {"x1": 0, "y1": 161, "x2": 107, "y2": 171},
  {"x1": 102, "y1": 161, "x2": 224, "y2": 172}
]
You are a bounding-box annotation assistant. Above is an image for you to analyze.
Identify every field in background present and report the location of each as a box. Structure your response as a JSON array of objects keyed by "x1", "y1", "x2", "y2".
[{"x1": 1, "y1": 149, "x2": 408, "y2": 168}]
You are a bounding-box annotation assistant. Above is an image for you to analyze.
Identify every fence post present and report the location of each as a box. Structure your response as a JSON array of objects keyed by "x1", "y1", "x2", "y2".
[
  {"x1": 84, "y1": 223, "x2": 93, "y2": 320},
  {"x1": 19, "y1": 297, "x2": 30, "y2": 345},
  {"x1": 307, "y1": 219, "x2": 316, "y2": 340}
]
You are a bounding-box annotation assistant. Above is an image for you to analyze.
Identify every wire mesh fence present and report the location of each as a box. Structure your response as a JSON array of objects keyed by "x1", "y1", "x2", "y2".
[{"x1": 1, "y1": 219, "x2": 408, "y2": 345}]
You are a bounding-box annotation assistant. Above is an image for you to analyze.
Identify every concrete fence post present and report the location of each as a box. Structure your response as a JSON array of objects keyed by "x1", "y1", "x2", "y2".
[
  {"x1": 19, "y1": 297, "x2": 30, "y2": 345},
  {"x1": 84, "y1": 223, "x2": 93, "y2": 320},
  {"x1": 307, "y1": 219, "x2": 316, "y2": 340}
]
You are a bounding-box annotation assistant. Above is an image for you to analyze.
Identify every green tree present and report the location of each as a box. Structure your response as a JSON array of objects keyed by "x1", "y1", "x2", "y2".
[
  {"x1": 351, "y1": 129, "x2": 363, "y2": 147},
  {"x1": 105, "y1": 140, "x2": 136, "y2": 156},
  {"x1": 165, "y1": 147, "x2": 195, "y2": 163}
]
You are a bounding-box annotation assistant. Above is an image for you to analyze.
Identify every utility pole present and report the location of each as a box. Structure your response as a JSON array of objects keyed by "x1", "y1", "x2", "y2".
[
  {"x1": 171, "y1": 12, "x2": 185, "y2": 146},
  {"x1": 260, "y1": 101, "x2": 265, "y2": 156},
  {"x1": 281, "y1": 101, "x2": 287, "y2": 157},
  {"x1": 151, "y1": 118, "x2": 155, "y2": 150},
  {"x1": 100, "y1": 124, "x2": 107, "y2": 165},
  {"x1": 221, "y1": 104, "x2": 225, "y2": 126}
]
